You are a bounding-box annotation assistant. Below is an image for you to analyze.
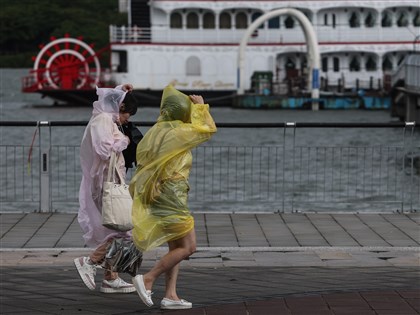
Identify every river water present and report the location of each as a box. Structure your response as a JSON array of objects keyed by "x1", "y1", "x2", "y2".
[
  {"x1": 1, "y1": 69, "x2": 418, "y2": 213},
  {"x1": 0, "y1": 69, "x2": 411, "y2": 145}
]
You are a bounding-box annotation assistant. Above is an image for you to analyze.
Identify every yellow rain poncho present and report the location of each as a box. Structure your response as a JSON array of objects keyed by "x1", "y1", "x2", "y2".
[{"x1": 129, "y1": 85, "x2": 217, "y2": 251}]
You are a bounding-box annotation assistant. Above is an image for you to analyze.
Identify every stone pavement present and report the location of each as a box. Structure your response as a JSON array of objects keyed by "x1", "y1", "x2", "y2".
[{"x1": 1, "y1": 212, "x2": 419, "y2": 314}]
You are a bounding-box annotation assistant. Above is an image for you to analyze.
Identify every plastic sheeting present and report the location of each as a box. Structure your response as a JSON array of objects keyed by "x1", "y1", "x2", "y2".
[
  {"x1": 102, "y1": 238, "x2": 143, "y2": 277},
  {"x1": 78, "y1": 86, "x2": 130, "y2": 247},
  {"x1": 129, "y1": 85, "x2": 217, "y2": 251}
]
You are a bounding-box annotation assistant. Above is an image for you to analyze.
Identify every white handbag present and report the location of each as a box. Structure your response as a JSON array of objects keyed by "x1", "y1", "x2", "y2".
[{"x1": 102, "y1": 151, "x2": 133, "y2": 231}]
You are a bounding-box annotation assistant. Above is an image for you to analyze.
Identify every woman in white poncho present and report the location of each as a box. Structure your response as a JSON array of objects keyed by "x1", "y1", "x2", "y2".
[{"x1": 74, "y1": 84, "x2": 138, "y2": 294}]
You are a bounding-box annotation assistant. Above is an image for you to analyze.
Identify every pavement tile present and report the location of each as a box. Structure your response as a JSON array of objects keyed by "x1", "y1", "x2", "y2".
[
  {"x1": 246, "y1": 298, "x2": 289, "y2": 309},
  {"x1": 285, "y1": 296, "x2": 330, "y2": 312},
  {"x1": 397, "y1": 289, "x2": 420, "y2": 299},
  {"x1": 388, "y1": 256, "x2": 420, "y2": 267},
  {"x1": 1, "y1": 212, "x2": 419, "y2": 314},
  {"x1": 406, "y1": 299, "x2": 420, "y2": 313},
  {"x1": 221, "y1": 251, "x2": 254, "y2": 261},
  {"x1": 374, "y1": 311, "x2": 418, "y2": 315},
  {"x1": 161, "y1": 309, "x2": 206, "y2": 315},
  {"x1": 331, "y1": 311, "x2": 375, "y2": 315},
  {"x1": 315, "y1": 250, "x2": 353, "y2": 260},
  {"x1": 204, "y1": 303, "x2": 248, "y2": 315}
]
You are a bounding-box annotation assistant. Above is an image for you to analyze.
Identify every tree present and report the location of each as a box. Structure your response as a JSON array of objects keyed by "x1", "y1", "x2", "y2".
[{"x1": 0, "y1": 0, "x2": 127, "y2": 67}]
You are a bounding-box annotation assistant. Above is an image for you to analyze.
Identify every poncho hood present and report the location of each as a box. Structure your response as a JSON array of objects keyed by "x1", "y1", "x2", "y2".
[
  {"x1": 92, "y1": 86, "x2": 127, "y2": 122},
  {"x1": 158, "y1": 85, "x2": 192, "y2": 123}
]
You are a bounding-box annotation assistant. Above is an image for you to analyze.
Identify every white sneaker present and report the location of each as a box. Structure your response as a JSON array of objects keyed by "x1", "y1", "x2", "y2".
[
  {"x1": 100, "y1": 277, "x2": 136, "y2": 293},
  {"x1": 74, "y1": 257, "x2": 96, "y2": 290},
  {"x1": 132, "y1": 275, "x2": 153, "y2": 307},
  {"x1": 161, "y1": 298, "x2": 192, "y2": 310}
]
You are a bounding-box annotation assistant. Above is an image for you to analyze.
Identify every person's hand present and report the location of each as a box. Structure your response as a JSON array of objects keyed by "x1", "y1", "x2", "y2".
[
  {"x1": 122, "y1": 84, "x2": 133, "y2": 92},
  {"x1": 189, "y1": 94, "x2": 204, "y2": 104}
]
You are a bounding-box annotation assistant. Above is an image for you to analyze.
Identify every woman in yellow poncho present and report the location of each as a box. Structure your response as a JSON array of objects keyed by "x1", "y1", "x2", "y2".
[{"x1": 130, "y1": 85, "x2": 216, "y2": 310}]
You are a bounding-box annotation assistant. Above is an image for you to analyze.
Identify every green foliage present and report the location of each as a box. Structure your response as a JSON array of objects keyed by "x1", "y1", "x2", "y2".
[
  {"x1": 0, "y1": 0, "x2": 127, "y2": 67},
  {"x1": 0, "y1": 52, "x2": 34, "y2": 68}
]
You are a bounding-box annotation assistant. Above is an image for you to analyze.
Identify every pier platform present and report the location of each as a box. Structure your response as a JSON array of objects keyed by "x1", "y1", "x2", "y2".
[{"x1": 1, "y1": 212, "x2": 419, "y2": 314}]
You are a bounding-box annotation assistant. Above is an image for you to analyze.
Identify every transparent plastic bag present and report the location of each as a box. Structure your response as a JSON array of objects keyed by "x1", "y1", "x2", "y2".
[{"x1": 102, "y1": 238, "x2": 143, "y2": 277}]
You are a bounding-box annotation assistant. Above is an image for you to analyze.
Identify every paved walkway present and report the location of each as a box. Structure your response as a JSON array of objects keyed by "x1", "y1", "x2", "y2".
[{"x1": 1, "y1": 212, "x2": 419, "y2": 314}]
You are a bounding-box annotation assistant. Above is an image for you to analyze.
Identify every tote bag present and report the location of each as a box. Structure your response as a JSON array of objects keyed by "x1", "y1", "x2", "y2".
[{"x1": 102, "y1": 151, "x2": 133, "y2": 231}]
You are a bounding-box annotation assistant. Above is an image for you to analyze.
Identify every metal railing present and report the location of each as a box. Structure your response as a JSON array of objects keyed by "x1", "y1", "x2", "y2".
[
  {"x1": 109, "y1": 25, "x2": 420, "y2": 44},
  {"x1": 0, "y1": 121, "x2": 418, "y2": 213}
]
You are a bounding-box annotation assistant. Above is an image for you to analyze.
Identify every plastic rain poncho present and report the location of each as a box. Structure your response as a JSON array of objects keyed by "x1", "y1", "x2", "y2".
[
  {"x1": 78, "y1": 86, "x2": 131, "y2": 247},
  {"x1": 129, "y1": 85, "x2": 217, "y2": 251}
]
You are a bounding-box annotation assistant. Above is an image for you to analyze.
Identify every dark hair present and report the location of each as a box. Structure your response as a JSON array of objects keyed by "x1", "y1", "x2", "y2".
[{"x1": 120, "y1": 93, "x2": 138, "y2": 115}]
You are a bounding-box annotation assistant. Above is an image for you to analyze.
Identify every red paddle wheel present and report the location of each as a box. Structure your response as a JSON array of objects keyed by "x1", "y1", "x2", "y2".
[{"x1": 22, "y1": 34, "x2": 106, "y2": 92}]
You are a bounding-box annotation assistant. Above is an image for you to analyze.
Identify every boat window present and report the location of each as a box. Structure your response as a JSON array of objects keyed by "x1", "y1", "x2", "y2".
[
  {"x1": 397, "y1": 54, "x2": 406, "y2": 66},
  {"x1": 322, "y1": 57, "x2": 328, "y2": 72},
  {"x1": 332, "y1": 14, "x2": 336, "y2": 28},
  {"x1": 187, "y1": 12, "x2": 199, "y2": 29},
  {"x1": 111, "y1": 50, "x2": 127, "y2": 73},
  {"x1": 284, "y1": 16, "x2": 295, "y2": 29},
  {"x1": 324, "y1": 14, "x2": 328, "y2": 26},
  {"x1": 333, "y1": 57, "x2": 340, "y2": 72},
  {"x1": 349, "y1": 12, "x2": 360, "y2": 28},
  {"x1": 285, "y1": 57, "x2": 296, "y2": 69},
  {"x1": 220, "y1": 12, "x2": 231, "y2": 29},
  {"x1": 170, "y1": 12, "x2": 183, "y2": 29},
  {"x1": 365, "y1": 56, "x2": 377, "y2": 71},
  {"x1": 413, "y1": 11, "x2": 420, "y2": 26},
  {"x1": 235, "y1": 12, "x2": 248, "y2": 29},
  {"x1": 300, "y1": 56, "x2": 308, "y2": 74},
  {"x1": 203, "y1": 12, "x2": 215, "y2": 29},
  {"x1": 268, "y1": 16, "x2": 280, "y2": 29},
  {"x1": 397, "y1": 12, "x2": 408, "y2": 27},
  {"x1": 365, "y1": 12, "x2": 375, "y2": 27},
  {"x1": 382, "y1": 56, "x2": 393, "y2": 71},
  {"x1": 186, "y1": 56, "x2": 201, "y2": 76},
  {"x1": 252, "y1": 12, "x2": 264, "y2": 29},
  {"x1": 381, "y1": 11, "x2": 392, "y2": 27},
  {"x1": 349, "y1": 56, "x2": 360, "y2": 72}
]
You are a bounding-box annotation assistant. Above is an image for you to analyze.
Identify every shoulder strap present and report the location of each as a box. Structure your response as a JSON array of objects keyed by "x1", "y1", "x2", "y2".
[
  {"x1": 106, "y1": 151, "x2": 126, "y2": 184},
  {"x1": 106, "y1": 151, "x2": 117, "y2": 182}
]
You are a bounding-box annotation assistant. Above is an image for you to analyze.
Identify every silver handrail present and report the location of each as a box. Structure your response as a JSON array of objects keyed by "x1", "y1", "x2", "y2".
[{"x1": 0, "y1": 121, "x2": 418, "y2": 213}]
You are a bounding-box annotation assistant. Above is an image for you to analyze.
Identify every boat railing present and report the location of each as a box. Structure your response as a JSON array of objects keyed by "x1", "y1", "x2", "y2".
[
  {"x1": 109, "y1": 25, "x2": 419, "y2": 44},
  {"x1": 0, "y1": 121, "x2": 418, "y2": 213}
]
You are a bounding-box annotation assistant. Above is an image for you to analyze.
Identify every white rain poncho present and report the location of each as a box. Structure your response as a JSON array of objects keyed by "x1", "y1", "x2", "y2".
[
  {"x1": 78, "y1": 85, "x2": 131, "y2": 247},
  {"x1": 129, "y1": 85, "x2": 217, "y2": 251}
]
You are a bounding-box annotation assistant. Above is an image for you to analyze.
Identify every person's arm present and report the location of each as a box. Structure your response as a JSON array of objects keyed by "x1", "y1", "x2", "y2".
[
  {"x1": 90, "y1": 114, "x2": 129, "y2": 160},
  {"x1": 115, "y1": 84, "x2": 133, "y2": 92},
  {"x1": 188, "y1": 95, "x2": 217, "y2": 134},
  {"x1": 157, "y1": 95, "x2": 217, "y2": 158}
]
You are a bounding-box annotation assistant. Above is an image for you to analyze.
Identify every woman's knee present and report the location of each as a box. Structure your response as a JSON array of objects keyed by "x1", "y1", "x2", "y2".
[
  {"x1": 186, "y1": 242, "x2": 196, "y2": 256},
  {"x1": 178, "y1": 239, "x2": 195, "y2": 258},
  {"x1": 185, "y1": 231, "x2": 196, "y2": 255},
  {"x1": 170, "y1": 238, "x2": 196, "y2": 257}
]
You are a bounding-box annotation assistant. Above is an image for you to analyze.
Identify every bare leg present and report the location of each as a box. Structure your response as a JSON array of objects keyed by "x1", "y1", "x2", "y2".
[
  {"x1": 165, "y1": 262, "x2": 180, "y2": 300},
  {"x1": 89, "y1": 238, "x2": 118, "y2": 280},
  {"x1": 143, "y1": 229, "x2": 196, "y2": 293}
]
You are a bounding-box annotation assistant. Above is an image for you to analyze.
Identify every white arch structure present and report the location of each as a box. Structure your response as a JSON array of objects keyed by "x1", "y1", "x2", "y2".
[{"x1": 237, "y1": 8, "x2": 320, "y2": 110}]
